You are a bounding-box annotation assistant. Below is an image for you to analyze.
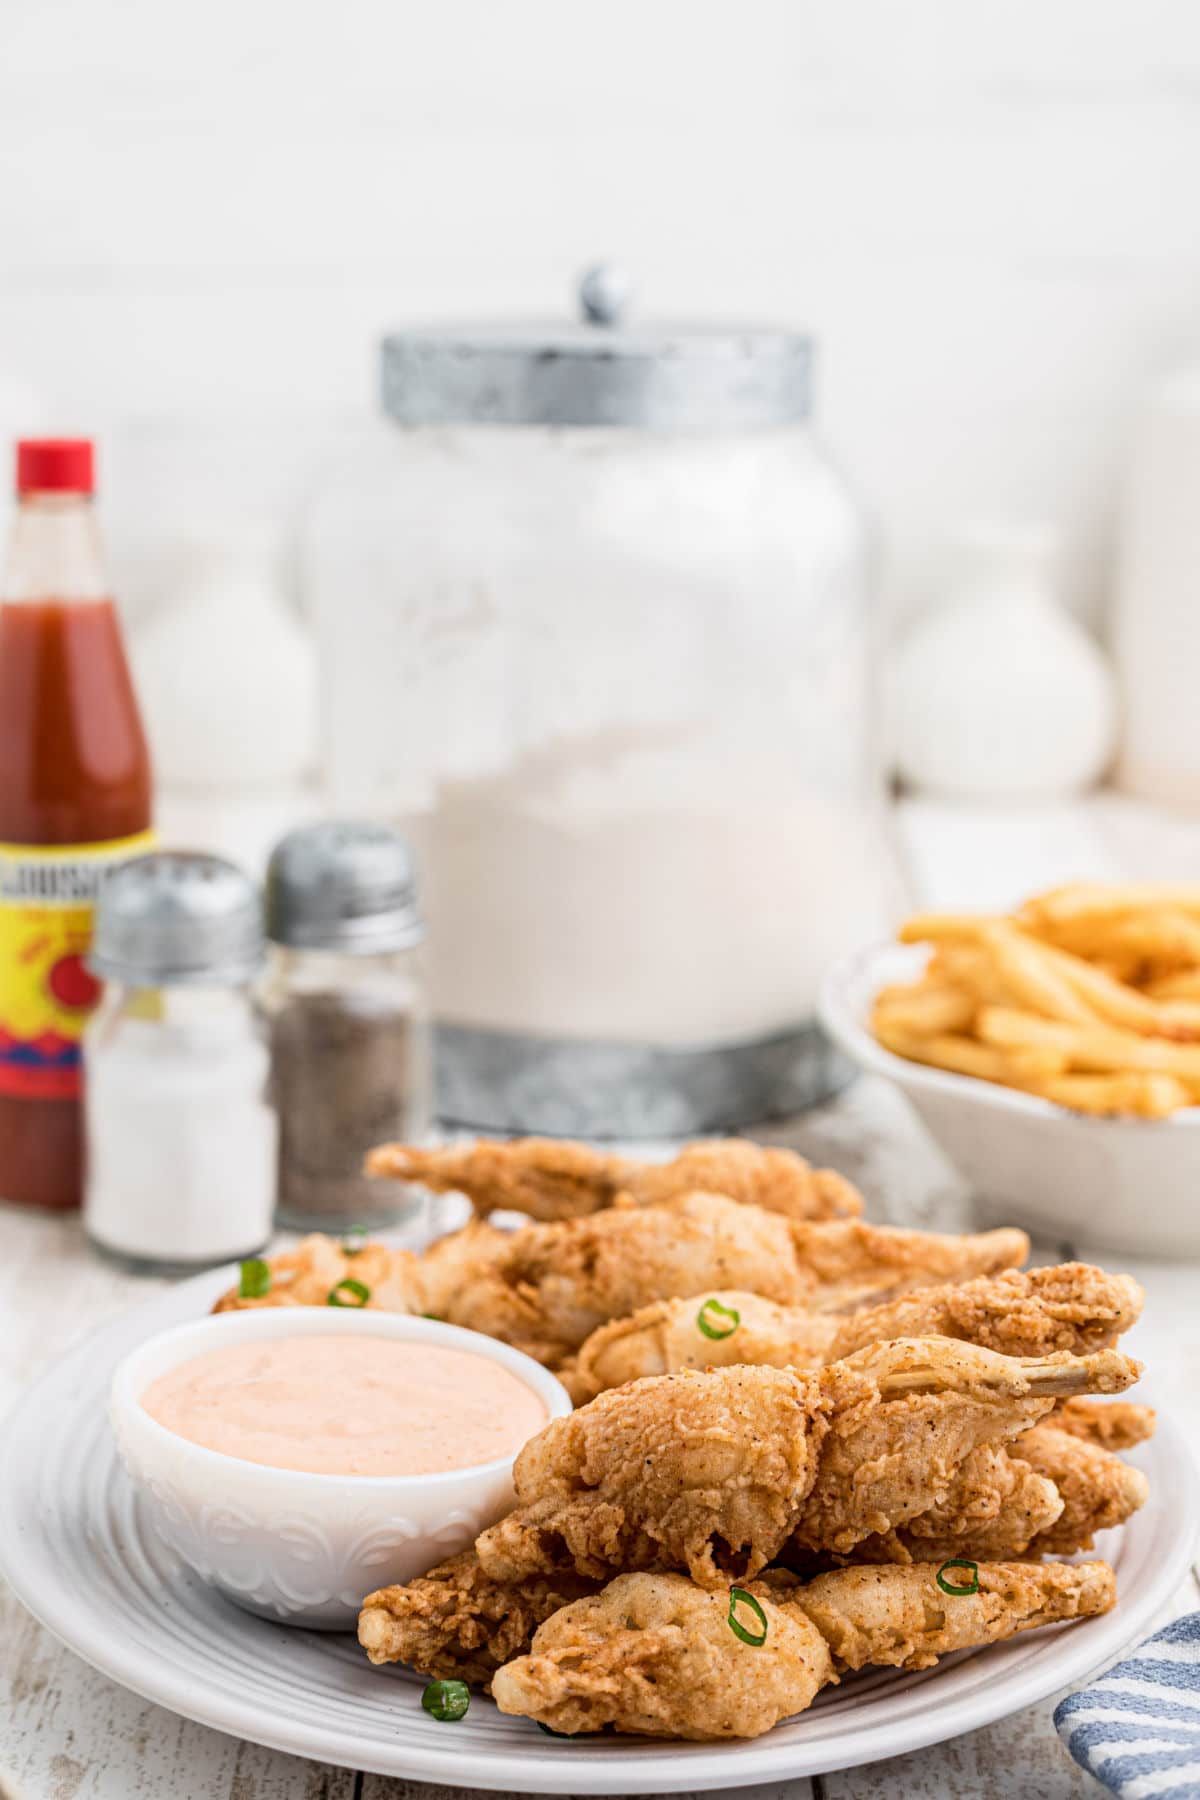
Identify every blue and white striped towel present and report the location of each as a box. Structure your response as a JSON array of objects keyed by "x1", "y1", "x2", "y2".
[{"x1": 1056, "y1": 1614, "x2": 1200, "y2": 1798}]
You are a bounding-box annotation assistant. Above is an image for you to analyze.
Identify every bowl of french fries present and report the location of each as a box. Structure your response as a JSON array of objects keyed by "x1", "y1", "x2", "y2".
[{"x1": 819, "y1": 882, "x2": 1200, "y2": 1257}]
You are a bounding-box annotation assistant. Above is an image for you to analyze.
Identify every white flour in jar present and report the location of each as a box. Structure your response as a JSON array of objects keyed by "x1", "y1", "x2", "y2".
[
  {"x1": 410, "y1": 714, "x2": 886, "y2": 1044},
  {"x1": 310, "y1": 427, "x2": 885, "y2": 1046}
]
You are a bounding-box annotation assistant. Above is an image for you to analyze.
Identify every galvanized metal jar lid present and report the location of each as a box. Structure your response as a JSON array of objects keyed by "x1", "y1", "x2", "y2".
[
  {"x1": 89, "y1": 852, "x2": 265, "y2": 987},
  {"x1": 265, "y1": 821, "x2": 423, "y2": 955},
  {"x1": 381, "y1": 263, "x2": 812, "y2": 431}
]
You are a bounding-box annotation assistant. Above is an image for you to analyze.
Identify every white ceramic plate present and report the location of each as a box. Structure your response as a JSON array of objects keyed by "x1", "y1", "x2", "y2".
[
  {"x1": 1, "y1": 1265, "x2": 1195, "y2": 1794},
  {"x1": 819, "y1": 941, "x2": 1200, "y2": 1257}
]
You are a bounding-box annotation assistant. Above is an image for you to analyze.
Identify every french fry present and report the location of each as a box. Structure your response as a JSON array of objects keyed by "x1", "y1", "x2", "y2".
[
  {"x1": 1038, "y1": 941, "x2": 1159, "y2": 1031},
  {"x1": 1036, "y1": 939, "x2": 1200, "y2": 1039},
  {"x1": 1036, "y1": 912, "x2": 1200, "y2": 982},
  {"x1": 974, "y1": 1007, "x2": 1077, "y2": 1052},
  {"x1": 977, "y1": 1005, "x2": 1200, "y2": 1079},
  {"x1": 872, "y1": 981, "x2": 976, "y2": 1036},
  {"x1": 874, "y1": 1018, "x2": 1067, "y2": 1084},
  {"x1": 1021, "y1": 1071, "x2": 1192, "y2": 1119},
  {"x1": 1025, "y1": 882, "x2": 1200, "y2": 928},
  {"x1": 1108, "y1": 912, "x2": 1200, "y2": 965},
  {"x1": 1144, "y1": 968, "x2": 1200, "y2": 1003},
  {"x1": 1151, "y1": 1002, "x2": 1200, "y2": 1039},
  {"x1": 1093, "y1": 954, "x2": 1147, "y2": 985},
  {"x1": 927, "y1": 945, "x2": 1014, "y2": 1006},
  {"x1": 980, "y1": 924, "x2": 1101, "y2": 1026},
  {"x1": 1018, "y1": 907, "x2": 1200, "y2": 960},
  {"x1": 896, "y1": 913, "x2": 1001, "y2": 946}
]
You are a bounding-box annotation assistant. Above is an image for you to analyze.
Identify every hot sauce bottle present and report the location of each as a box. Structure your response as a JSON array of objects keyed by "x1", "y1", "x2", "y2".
[{"x1": 0, "y1": 439, "x2": 153, "y2": 1208}]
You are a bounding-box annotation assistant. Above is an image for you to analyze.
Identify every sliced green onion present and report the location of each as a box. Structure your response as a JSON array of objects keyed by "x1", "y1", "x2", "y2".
[
  {"x1": 936, "y1": 1558, "x2": 980, "y2": 1596},
  {"x1": 697, "y1": 1297, "x2": 741, "y2": 1341},
  {"x1": 727, "y1": 1585, "x2": 768, "y2": 1646},
  {"x1": 327, "y1": 1277, "x2": 371, "y2": 1308},
  {"x1": 342, "y1": 1225, "x2": 368, "y2": 1257},
  {"x1": 239, "y1": 1258, "x2": 271, "y2": 1299},
  {"x1": 421, "y1": 1679, "x2": 469, "y2": 1721}
]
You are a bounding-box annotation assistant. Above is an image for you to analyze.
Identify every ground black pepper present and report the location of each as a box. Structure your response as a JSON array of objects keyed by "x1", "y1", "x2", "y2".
[
  {"x1": 263, "y1": 821, "x2": 430, "y2": 1229},
  {"x1": 270, "y1": 988, "x2": 423, "y2": 1227}
]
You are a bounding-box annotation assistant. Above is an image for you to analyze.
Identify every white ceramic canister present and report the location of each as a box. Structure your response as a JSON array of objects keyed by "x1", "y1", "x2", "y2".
[
  {"x1": 889, "y1": 524, "x2": 1116, "y2": 802},
  {"x1": 84, "y1": 852, "x2": 277, "y2": 1271},
  {"x1": 1114, "y1": 368, "x2": 1200, "y2": 807},
  {"x1": 130, "y1": 530, "x2": 320, "y2": 874}
]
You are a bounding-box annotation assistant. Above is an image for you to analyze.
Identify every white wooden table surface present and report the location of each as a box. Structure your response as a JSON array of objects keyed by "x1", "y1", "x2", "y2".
[{"x1": 4, "y1": 794, "x2": 1200, "y2": 1800}]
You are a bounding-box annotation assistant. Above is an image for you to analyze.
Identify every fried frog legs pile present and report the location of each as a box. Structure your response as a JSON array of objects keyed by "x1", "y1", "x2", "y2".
[{"x1": 212, "y1": 1134, "x2": 1154, "y2": 1743}]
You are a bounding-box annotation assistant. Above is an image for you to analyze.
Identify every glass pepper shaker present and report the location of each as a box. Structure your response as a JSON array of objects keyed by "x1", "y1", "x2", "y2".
[
  {"x1": 83, "y1": 852, "x2": 277, "y2": 1272},
  {"x1": 261, "y1": 820, "x2": 431, "y2": 1230}
]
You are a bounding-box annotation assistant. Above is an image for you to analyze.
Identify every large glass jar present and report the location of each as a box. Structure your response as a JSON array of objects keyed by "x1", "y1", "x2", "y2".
[{"x1": 303, "y1": 270, "x2": 887, "y2": 1136}]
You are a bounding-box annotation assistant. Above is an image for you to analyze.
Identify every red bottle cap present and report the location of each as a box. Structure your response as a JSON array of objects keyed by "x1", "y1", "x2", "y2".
[{"x1": 15, "y1": 439, "x2": 95, "y2": 496}]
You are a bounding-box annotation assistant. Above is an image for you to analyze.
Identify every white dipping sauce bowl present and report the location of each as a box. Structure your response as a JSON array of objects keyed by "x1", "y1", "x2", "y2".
[
  {"x1": 110, "y1": 1308, "x2": 571, "y2": 1629},
  {"x1": 821, "y1": 940, "x2": 1200, "y2": 1258}
]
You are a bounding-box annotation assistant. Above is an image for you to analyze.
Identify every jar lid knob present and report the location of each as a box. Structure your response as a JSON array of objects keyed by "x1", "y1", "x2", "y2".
[{"x1": 578, "y1": 262, "x2": 632, "y2": 328}]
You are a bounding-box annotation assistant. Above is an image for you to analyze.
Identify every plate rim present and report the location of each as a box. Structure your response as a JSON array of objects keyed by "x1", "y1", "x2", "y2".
[{"x1": 2, "y1": 1262, "x2": 1197, "y2": 1793}]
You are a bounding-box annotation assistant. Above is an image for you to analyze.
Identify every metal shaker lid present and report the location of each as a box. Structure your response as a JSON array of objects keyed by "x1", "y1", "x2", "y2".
[
  {"x1": 381, "y1": 263, "x2": 812, "y2": 431},
  {"x1": 265, "y1": 821, "x2": 423, "y2": 954},
  {"x1": 89, "y1": 852, "x2": 265, "y2": 987}
]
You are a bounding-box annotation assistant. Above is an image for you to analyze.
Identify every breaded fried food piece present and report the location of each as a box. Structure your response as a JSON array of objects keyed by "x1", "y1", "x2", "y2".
[
  {"x1": 751, "y1": 1213, "x2": 1029, "y2": 1314},
  {"x1": 415, "y1": 1196, "x2": 1028, "y2": 1367},
  {"x1": 1053, "y1": 1396, "x2": 1157, "y2": 1450},
  {"x1": 826, "y1": 1263, "x2": 1143, "y2": 1360},
  {"x1": 835, "y1": 1419, "x2": 1148, "y2": 1565},
  {"x1": 490, "y1": 1561, "x2": 1115, "y2": 1739},
  {"x1": 790, "y1": 1558, "x2": 1115, "y2": 1672},
  {"x1": 358, "y1": 1551, "x2": 598, "y2": 1687},
  {"x1": 475, "y1": 1341, "x2": 1139, "y2": 1584},
  {"x1": 365, "y1": 1136, "x2": 863, "y2": 1223},
  {"x1": 479, "y1": 1363, "x2": 837, "y2": 1587},
  {"x1": 211, "y1": 1233, "x2": 413, "y2": 1312},
  {"x1": 494, "y1": 1571, "x2": 832, "y2": 1740},
  {"x1": 562, "y1": 1290, "x2": 837, "y2": 1402},
  {"x1": 212, "y1": 1197, "x2": 1028, "y2": 1367},
  {"x1": 789, "y1": 1341, "x2": 1137, "y2": 1560},
  {"x1": 210, "y1": 1221, "x2": 516, "y2": 1320},
  {"x1": 209, "y1": 1203, "x2": 801, "y2": 1351},
  {"x1": 440, "y1": 1192, "x2": 816, "y2": 1364},
  {"x1": 467, "y1": 1197, "x2": 1028, "y2": 1365},
  {"x1": 1014, "y1": 1422, "x2": 1150, "y2": 1555},
  {"x1": 564, "y1": 1263, "x2": 1141, "y2": 1402},
  {"x1": 831, "y1": 1443, "x2": 1066, "y2": 1566}
]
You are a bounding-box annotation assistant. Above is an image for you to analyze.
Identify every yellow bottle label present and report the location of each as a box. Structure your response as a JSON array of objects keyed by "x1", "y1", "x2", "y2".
[{"x1": 0, "y1": 831, "x2": 156, "y2": 1099}]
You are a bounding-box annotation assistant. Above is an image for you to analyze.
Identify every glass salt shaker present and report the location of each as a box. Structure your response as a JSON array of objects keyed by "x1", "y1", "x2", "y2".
[
  {"x1": 83, "y1": 852, "x2": 277, "y2": 1272},
  {"x1": 260, "y1": 821, "x2": 431, "y2": 1231}
]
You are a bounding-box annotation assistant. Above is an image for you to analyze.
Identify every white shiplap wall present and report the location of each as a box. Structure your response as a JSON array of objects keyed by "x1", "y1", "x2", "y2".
[{"x1": 1, "y1": 0, "x2": 1199, "y2": 621}]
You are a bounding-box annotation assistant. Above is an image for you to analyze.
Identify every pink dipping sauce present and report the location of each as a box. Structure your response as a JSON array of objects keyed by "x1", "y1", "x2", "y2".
[{"x1": 140, "y1": 1336, "x2": 548, "y2": 1477}]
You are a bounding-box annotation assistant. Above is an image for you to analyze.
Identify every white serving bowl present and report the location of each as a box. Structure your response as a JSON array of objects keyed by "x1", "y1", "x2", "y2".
[
  {"x1": 819, "y1": 940, "x2": 1200, "y2": 1258},
  {"x1": 110, "y1": 1308, "x2": 571, "y2": 1629}
]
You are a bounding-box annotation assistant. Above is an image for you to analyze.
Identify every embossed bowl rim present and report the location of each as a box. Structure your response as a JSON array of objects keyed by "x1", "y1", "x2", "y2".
[{"x1": 110, "y1": 1307, "x2": 573, "y2": 1489}]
